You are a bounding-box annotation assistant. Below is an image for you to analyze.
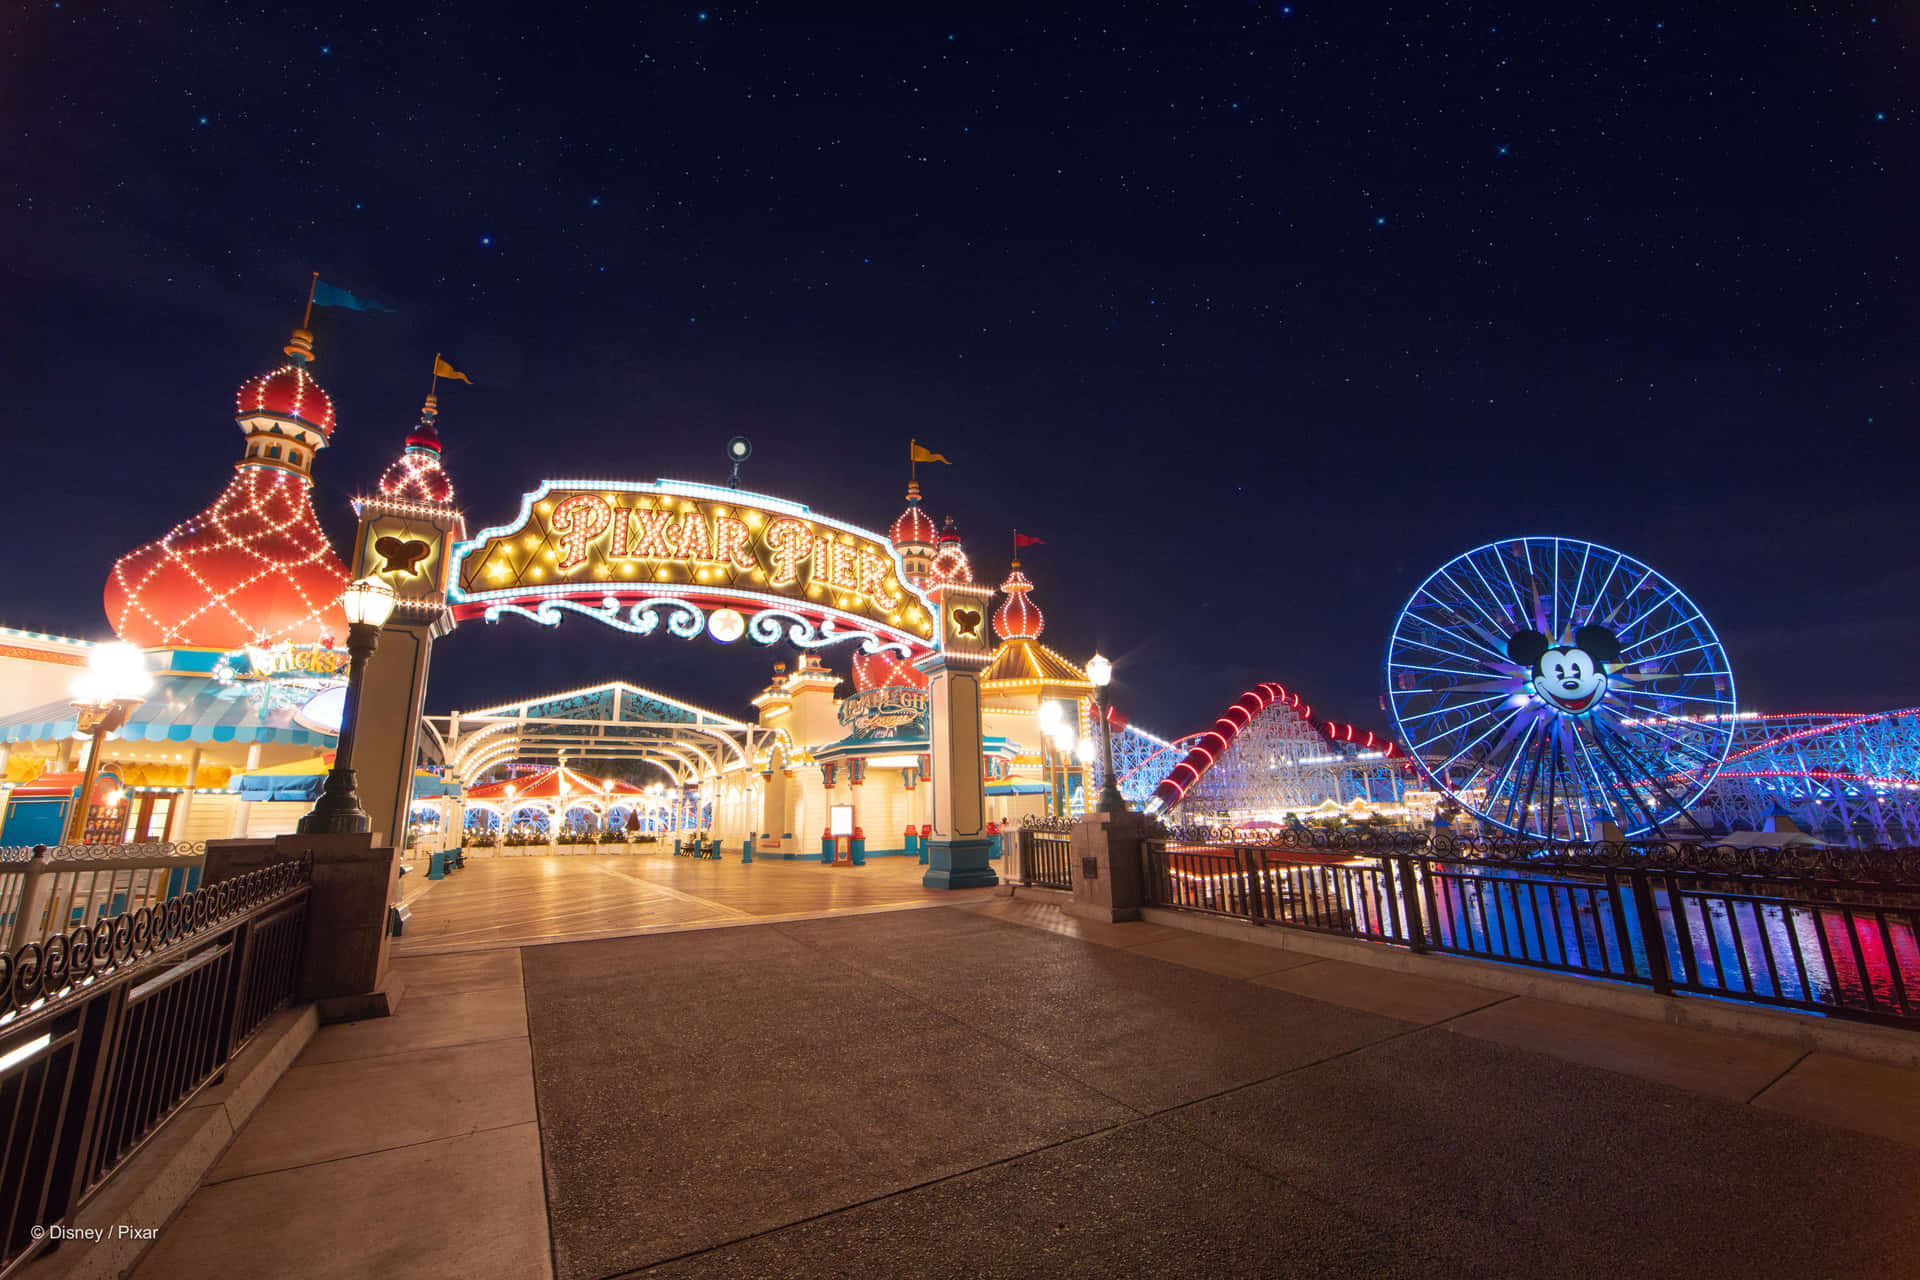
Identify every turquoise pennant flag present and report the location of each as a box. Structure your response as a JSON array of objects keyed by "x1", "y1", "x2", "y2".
[{"x1": 311, "y1": 278, "x2": 395, "y2": 313}]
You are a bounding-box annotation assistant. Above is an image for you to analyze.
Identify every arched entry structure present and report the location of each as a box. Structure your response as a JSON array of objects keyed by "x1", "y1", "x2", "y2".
[
  {"x1": 429, "y1": 682, "x2": 756, "y2": 790},
  {"x1": 425, "y1": 681, "x2": 760, "y2": 839},
  {"x1": 350, "y1": 475, "x2": 998, "y2": 887}
]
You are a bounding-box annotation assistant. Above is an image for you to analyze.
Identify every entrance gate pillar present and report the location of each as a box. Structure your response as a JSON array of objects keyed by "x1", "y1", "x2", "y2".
[
  {"x1": 914, "y1": 582, "x2": 998, "y2": 889},
  {"x1": 355, "y1": 620, "x2": 447, "y2": 848},
  {"x1": 349, "y1": 492, "x2": 464, "y2": 851}
]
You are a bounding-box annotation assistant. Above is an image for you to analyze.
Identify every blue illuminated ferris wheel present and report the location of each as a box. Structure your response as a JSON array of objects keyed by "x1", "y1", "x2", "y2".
[{"x1": 1383, "y1": 537, "x2": 1737, "y2": 842}]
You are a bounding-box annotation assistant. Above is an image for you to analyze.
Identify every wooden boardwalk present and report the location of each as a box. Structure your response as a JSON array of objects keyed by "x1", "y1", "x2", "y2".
[{"x1": 393, "y1": 851, "x2": 996, "y2": 956}]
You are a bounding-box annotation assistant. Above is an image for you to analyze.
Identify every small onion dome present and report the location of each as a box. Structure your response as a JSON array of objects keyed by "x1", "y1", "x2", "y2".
[
  {"x1": 889, "y1": 480, "x2": 938, "y2": 548},
  {"x1": 234, "y1": 329, "x2": 336, "y2": 440},
  {"x1": 993, "y1": 560, "x2": 1043, "y2": 641},
  {"x1": 377, "y1": 394, "x2": 456, "y2": 504},
  {"x1": 928, "y1": 514, "x2": 973, "y2": 585},
  {"x1": 852, "y1": 648, "x2": 930, "y2": 692}
]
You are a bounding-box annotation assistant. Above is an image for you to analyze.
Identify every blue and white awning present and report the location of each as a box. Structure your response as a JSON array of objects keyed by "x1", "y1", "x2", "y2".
[{"x1": 0, "y1": 673, "x2": 341, "y2": 748}]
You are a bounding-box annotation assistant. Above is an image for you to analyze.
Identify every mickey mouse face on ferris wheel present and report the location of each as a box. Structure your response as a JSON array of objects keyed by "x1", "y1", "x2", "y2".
[{"x1": 1507, "y1": 625, "x2": 1622, "y2": 716}]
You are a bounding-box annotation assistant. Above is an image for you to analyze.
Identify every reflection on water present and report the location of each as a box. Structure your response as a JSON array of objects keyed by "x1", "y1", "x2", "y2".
[{"x1": 1417, "y1": 867, "x2": 1918, "y2": 1017}]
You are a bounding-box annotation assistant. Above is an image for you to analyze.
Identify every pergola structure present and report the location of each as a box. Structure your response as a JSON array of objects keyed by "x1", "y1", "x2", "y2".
[{"x1": 426, "y1": 681, "x2": 760, "y2": 791}]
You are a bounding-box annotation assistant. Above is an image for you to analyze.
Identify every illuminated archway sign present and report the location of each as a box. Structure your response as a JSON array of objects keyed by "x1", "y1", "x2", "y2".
[{"x1": 448, "y1": 479, "x2": 938, "y2": 659}]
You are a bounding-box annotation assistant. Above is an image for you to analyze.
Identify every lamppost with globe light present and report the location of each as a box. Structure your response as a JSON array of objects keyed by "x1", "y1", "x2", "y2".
[
  {"x1": 1036, "y1": 701, "x2": 1067, "y2": 818},
  {"x1": 1086, "y1": 654, "x2": 1127, "y2": 813},
  {"x1": 64, "y1": 642, "x2": 154, "y2": 844},
  {"x1": 299, "y1": 576, "x2": 399, "y2": 835}
]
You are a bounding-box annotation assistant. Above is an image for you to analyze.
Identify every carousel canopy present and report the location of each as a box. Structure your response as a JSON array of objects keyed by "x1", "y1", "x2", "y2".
[{"x1": 0, "y1": 673, "x2": 340, "y2": 747}]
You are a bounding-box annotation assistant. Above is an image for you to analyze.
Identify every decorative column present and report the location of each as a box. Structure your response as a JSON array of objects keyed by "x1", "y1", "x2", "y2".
[
  {"x1": 172, "y1": 746, "x2": 203, "y2": 842},
  {"x1": 819, "y1": 762, "x2": 839, "y2": 862},
  {"x1": 847, "y1": 757, "x2": 867, "y2": 865},
  {"x1": 912, "y1": 582, "x2": 998, "y2": 889},
  {"x1": 348, "y1": 468, "x2": 464, "y2": 848}
]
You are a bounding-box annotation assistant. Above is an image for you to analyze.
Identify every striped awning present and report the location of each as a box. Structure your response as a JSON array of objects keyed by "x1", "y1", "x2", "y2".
[{"x1": 0, "y1": 673, "x2": 340, "y2": 748}]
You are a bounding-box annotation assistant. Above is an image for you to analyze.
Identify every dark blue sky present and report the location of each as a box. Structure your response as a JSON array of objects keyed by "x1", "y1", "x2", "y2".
[{"x1": 2, "y1": 2, "x2": 1914, "y2": 737}]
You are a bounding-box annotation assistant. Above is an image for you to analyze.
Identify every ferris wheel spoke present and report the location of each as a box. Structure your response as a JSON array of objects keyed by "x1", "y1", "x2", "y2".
[
  {"x1": 1504, "y1": 719, "x2": 1553, "y2": 830},
  {"x1": 1431, "y1": 569, "x2": 1520, "y2": 647},
  {"x1": 1397, "y1": 630, "x2": 1512, "y2": 669},
  {"x1": 1611, "y1": 587, "x2": 1682, "y2": 641},
  {"x1": 1579, "y1": 552, "x2": 1625, "y2": 627},
  {"x1": 1395, "y1": 692, "x2": 1513, "y2": 725},
  {"x1": 1609, "y1": 717, "x2": 1727, "y2": 766},
  {"x1": 1617, "y1": 613, "x2": 1698, "y2": 656},
  {"x1": 1427, "y1": 705, "x2": 1524, "y2": 777},
  {"x1": 1588, "y1": 730, "x2": 1667, "y2": 834},
  {"x1": 1594, "y1": 568, "x2": 1655, "y2": 631}
]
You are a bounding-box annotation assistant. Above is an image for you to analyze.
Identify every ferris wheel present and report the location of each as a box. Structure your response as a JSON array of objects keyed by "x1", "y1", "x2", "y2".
[{"x1": 1383, "y1": 537, "x2": 1737, "y2": 842}]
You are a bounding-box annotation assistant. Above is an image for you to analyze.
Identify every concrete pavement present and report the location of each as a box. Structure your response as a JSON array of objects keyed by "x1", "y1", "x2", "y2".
[{"x1": 128, "y1": 895, "x2": 1920, "y2": 1280}]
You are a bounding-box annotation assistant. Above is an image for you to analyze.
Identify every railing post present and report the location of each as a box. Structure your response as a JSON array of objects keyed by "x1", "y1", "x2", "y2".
[
  {"x1": 1240, "y1": 846, "x2": 1267, "y2": 923},
  {"x1": 1395, "y1": 855, "x2": 1428, "y2": 953},
  {"x1": 1627, "y1": 868, "x2": 1673, "y2": 994},
  {"x1": 8, "y1": 845, "x2": 55, "y2": 952}
]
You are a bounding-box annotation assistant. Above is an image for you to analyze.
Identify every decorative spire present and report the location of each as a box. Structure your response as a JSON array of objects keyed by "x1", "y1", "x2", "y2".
[
  {"x1": 993, "y1": 562, "x2": 1043, "y2": 641},
  {"x1": 928, "y1": 514, "x2": 973, "y2": 586},
  {"x1": 377, "y1": 392, "x2": 456, "y2": 505}
]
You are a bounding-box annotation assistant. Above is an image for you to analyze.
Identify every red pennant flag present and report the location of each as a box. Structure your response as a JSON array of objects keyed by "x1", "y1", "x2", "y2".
[
  {"x1": 1014, "y1": 533, "x2": 1046, "y2": 547},
  {"x1": 1105, "y1": 704, "x2": 1128, "y2": 733}
]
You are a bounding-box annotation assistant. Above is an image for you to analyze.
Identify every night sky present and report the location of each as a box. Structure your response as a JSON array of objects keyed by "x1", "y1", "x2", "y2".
[{"x1": 3, "y1": 3, "x2": 1914, "y2": 739}]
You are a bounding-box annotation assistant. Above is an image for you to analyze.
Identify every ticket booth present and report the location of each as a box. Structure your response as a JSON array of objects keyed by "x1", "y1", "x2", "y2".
[{"x1": 0, "y1": 767, "x2": 127, "y2": 847}]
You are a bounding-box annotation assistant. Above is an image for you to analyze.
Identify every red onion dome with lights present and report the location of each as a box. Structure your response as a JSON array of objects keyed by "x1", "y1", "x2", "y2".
[
  {"x1": 103, "y1": 328, "x2": 350, "y2": 651},
  {"x1": 992, "y1": 558, "x2": 1043, "y2": 641},
  {"x1": 376, "y1": 394, "x2": 456, "y2": 504},
  {"x1": 888, "y1": 480, "x2": 938, "y2": 586},
  {"x1": 858, "y1": 480, "x2": 939, "y2": 691},
  {"x1": 927, "y1": 515, "x2": 973, "y2": 587}
]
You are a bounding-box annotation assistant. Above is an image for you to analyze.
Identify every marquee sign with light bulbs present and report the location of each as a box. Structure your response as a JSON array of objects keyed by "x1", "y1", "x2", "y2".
[{"x1": 447, "y1": 479, "x2": 939, "y2": 658}]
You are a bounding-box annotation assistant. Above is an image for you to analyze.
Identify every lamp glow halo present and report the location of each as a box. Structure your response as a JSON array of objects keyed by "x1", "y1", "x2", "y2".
[{"x1": 1383, "y1": 536, "x2": 1736, "y2": 841}]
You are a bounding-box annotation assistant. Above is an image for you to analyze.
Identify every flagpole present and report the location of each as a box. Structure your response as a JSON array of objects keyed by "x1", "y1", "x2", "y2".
[
  {"x1": 909, "y1": 439, "x2": 917, "y2": 485},
  {"x1": 430, "y1": 353, "x2": 440, "y2": 396},
  {"x1": 301, "y1": 272, "x2": 319, "y2": 329}
]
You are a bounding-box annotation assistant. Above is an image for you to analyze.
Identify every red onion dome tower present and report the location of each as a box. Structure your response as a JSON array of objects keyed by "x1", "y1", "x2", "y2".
[
  {"x1": 376, "y1": 394, "x2": 456, "y2": 504},
  {"x1": 927, "y1": 515, "x2": 973, "y2": 587},
  {"x1": 992, "y1": 558, "x2": 1044, "y2": 642},
  {"x1": 887, "y1": 481, "x2": 938, "y2": 587},
  {"x1": 103, "y1": 328, "x2": 351, "y2": 651}
]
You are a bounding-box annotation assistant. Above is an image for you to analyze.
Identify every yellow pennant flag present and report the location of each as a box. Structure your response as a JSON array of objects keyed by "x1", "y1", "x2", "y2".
[
  {"x1": 909, "y1": 440, "x2": 950, "y2": 465},
  {"x1": 433, "y1": 356, "x2": 473, "y2": 385}
]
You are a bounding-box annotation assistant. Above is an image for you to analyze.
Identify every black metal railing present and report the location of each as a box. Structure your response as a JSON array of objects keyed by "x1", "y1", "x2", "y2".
[
  {"x1": 1142, "y1": 836, "x2": 1920, "y2": 1029},
  {"x1": 1017, "y1": 822, "x2": 1074, "y2": 891},
  {"x1": 0, "y1": 859, "x2": 310, "y2": 1275}
]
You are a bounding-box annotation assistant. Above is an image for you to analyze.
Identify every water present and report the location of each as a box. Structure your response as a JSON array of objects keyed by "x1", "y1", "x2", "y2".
[{"x1": 1409, "y1": 865, "x2": 1919, "y2": 1018}]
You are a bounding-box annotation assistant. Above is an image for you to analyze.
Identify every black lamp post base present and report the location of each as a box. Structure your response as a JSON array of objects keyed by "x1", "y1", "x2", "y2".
[{"x1": 299, "y1": 769, "x2": 373, "y2": 835}]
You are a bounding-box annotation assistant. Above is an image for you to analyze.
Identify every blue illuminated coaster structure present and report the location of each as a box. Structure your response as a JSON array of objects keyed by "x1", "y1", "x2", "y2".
[{"x1": 1383, "y1": 537, "x2": 1736, "y2": 841}]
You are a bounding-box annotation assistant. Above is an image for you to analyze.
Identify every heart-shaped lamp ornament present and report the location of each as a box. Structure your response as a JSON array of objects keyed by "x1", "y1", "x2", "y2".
[{"x1": 951, "y1": 608, "x2": 983, "y2": 637}]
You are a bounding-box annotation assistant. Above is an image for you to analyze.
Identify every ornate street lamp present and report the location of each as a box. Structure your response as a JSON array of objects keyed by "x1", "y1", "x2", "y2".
[
  {"x1": 1087, "y1": 654, "x2": 1127, "y2": 813},
  {"x1": 299, "y1": 576, "x2": 399, "y2": 835},
  {"x1": 64, "y1": 643, "x2": 153, "y2": 844}
]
